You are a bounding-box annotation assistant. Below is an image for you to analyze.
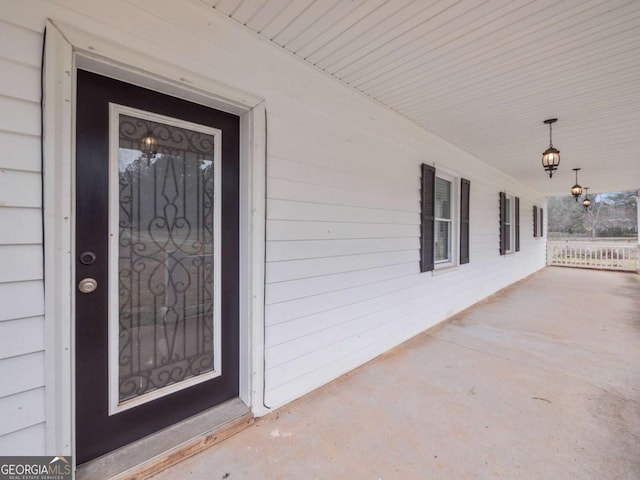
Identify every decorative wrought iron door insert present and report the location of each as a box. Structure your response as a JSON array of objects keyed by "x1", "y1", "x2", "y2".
[{"x1": 110, "y1": 106, "x2": 222, "y2": 413}]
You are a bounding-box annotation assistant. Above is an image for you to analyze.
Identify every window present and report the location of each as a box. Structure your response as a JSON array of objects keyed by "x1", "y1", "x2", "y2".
[
  {"x1": 434, "y1": 177, "x2": 452, "y2": 263},
  {"x1": 420, "y1": 164, "x2": 470, "y2": 272},
  {"x1": 504, "y1": 196, "x2": 512, "y2": 252},
  {"x1": 499, "y1": 192, "x2": 520, "y2": 255}
]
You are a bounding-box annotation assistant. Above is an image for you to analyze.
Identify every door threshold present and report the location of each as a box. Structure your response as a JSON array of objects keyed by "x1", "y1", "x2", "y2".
[{"x1": 76, "y1": 398, "x2": 253, "y2": 480}]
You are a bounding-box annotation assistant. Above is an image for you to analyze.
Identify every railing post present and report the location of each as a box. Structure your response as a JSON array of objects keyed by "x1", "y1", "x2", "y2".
[{"x1": 636, "y1": 191, "x2": 640, "y2": 274}]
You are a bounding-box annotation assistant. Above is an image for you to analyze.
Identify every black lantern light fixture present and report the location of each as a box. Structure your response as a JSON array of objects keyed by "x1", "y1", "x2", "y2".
[
  {"x1": 541, "y1": 118, "x2": 560, "y2": 178},
  {"x1": 582, "y1": 187, "x2": 591, "y2": 210},
  {"x1": 571, "y1": 168, "x2": 583, "y2": 201}
]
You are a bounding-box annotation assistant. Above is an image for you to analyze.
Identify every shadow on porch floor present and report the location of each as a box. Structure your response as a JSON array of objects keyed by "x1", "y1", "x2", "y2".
[{"x1": 152, "y1": 267, "x2": 640, "y2": 480}]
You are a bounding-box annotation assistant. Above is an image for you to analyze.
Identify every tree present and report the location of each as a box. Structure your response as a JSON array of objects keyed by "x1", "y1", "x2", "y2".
[
  {"x1": 589, "y1": 192, "x2": 637, "y2": 237},
  {"x1": 548, "y1": 195, "x2": 587, "y2": 235},
  {"x1": 548, "y1": 191, "x2": 637, "y2": 238},
  {"x1": 583, "y1": 197, "x2": 604, "y2": 238}
]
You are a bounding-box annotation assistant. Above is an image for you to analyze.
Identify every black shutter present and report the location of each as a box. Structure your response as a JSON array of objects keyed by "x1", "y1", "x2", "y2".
[
  {"x1": 460, "y1": 178, "x2": 470, "y2": 264},
  {"x1": 499, "y1": 191, "x2": 506, "y2": 255},
  {"x1": 533, "y1": 205, "x2": 538, "y2": 237},
  {"x1": 540, "y1": 208, "x2": 544, "y2": 236},
  {"x1": 420, "y1": 164, "x2": 435, "y2": 272},
  {"x1": 515, "y1": 196, "x2": 520, "y2": 252}
]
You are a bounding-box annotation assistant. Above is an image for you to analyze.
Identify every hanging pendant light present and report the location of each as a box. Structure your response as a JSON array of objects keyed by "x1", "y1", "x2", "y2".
[
  {"x1": 571, "y1": 168, "x2": 583, "y2": 201},
  {"x1": 541, "y1": 118, "x2": 560, "y2": 178},
  {"x1": 582, "y1": 187, "x2": 591, "y2": 210},
  {"x1": 140, "y1": 129, "x2": 158, "y2": 160}
]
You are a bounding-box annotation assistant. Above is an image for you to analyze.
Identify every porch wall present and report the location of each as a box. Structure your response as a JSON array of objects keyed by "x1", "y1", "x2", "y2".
[
  {"x1": 0, "y1": 15, "x2": 47, "y2": 454},
  {"x1": 0, "y1": 0, "x2": 546, "y2": 453}
]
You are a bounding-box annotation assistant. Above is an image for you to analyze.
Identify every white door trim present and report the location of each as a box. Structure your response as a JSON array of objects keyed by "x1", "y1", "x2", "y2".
[{"x1": 43, "y1": 19, "x2": 267, "y2": 461}]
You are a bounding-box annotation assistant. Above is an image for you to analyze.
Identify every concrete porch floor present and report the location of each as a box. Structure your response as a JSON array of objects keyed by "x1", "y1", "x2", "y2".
[{"x1": 152, "y1": 267, "x2": 640, "y2": 480}]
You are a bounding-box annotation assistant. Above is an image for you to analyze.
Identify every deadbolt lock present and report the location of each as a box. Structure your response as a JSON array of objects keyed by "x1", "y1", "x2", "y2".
[
  {"x1": 78, "y1": 278, "x2": 98, "y2": 294},
  {"x1": 79, "y1": 251, "x2": 97, "y2": 265}
]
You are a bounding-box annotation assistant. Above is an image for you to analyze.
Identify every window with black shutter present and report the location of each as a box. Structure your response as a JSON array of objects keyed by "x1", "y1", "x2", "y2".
[
  {"x1": 540, "y1": 208, "x2": 544, "y2": 237},
  {"x1": 533, "y1": 205, "x2": 538, "y2": 237},
  {"x1": 460, "y1": 178, "x2": 470, "y2": 264},
  {"x1": 421, "y1": 165, "x2": 470, "y2": 270},
  {"x1": 420, "y1": 164, "x2": 435, "y2": 272}
]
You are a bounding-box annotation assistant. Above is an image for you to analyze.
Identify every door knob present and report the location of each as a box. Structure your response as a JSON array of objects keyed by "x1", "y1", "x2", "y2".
[{"x1": 78, "y1": 278, "x2": 98, "y2": 294}]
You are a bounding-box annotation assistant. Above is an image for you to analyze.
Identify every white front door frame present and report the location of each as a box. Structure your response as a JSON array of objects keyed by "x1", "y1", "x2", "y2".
[{"x1": 43, "y1": 19, "x2": 267, "y2": 460}]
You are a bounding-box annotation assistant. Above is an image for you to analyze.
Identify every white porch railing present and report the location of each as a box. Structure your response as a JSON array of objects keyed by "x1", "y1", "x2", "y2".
[{"x1": 547, "y1": 241, "x2": 639, "y2": 272}]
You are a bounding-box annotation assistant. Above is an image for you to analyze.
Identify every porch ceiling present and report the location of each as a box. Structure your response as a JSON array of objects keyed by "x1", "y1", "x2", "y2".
[{"x1": 202, "y1": 0, "x2": 640, "y2": 196}]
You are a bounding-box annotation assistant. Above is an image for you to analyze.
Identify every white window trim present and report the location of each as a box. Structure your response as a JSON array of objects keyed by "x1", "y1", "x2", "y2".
[
  {"x1": 433, "y1": 170, "x2": 459, "y2": 271},
  {"x1": 43, "y1": 20, "x2": 267, "y2": 459}
]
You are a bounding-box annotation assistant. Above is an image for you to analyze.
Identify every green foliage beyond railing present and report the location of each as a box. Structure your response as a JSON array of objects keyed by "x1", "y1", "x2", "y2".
[{"x1": 547, "y1": 241, "x2": 638, "y2": 272}]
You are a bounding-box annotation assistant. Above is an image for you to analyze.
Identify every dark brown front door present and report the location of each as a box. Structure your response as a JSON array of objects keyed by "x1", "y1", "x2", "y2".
[{"x1": 75, "y1": 70, "x2": 240, "y2": 464}]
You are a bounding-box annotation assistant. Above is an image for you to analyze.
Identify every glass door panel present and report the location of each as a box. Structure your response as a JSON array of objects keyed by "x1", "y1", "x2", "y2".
[{"x1": 109, "y1": 105, "x2": 222, "y2": 413}]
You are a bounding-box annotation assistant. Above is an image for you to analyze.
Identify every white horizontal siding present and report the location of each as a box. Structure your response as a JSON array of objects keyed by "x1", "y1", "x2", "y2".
[
  {"x1": 266, "y1": 286, "x2": 436, "y2": 370},
  {"x1": 267, "y1": 220, "x2": 418, "y2": 242},
  {"x1": 268, "y1": 156, "x2": 416, "y2": 200},
  {"x1": 0, "y1": 281, "x2": 44, "y2": 322},
  {"x1": 0, "y1": 388, "x2": 45, "y2": 437},
  {"x1": 0, "y1": 19, "x2": 43, "y2": 66},
  {"x1": 0, "y1": 16, "x2": 45, "y2": 452},
  {"x1": 0, "y1": 0, "x2": 547, "y2": 454},
  {"x1": 266, "y1": 303, "x2": 428, "y2": 387},
  {"x1": 266, "y1": 275, "x2": 438, "y2": 348},
  {"x1": 267, "y1": 237, "x2": 418, "y2": 262},
  {"x1": 0, "y1": 96, "x2": 40, "y2": 136},
  {"x1": 266, "y1": 262, "x2": 416, "y2": 305},
  {"x1": 0, "y1": 131, "x2": 41, "y2": 172},
  {"x1": 266, "y1": 269, "x2": 423, "y2": 325},
  {"x1": 0, "y1": 317, "x2": 45, "y2": 360},
  {"x1": 0, "y1": 422, "x2": 45, "y2": 455},
  {"x1": 268, "y1": 198, "x2": 418, "y2": 225},
  {"x1": 266, "y1": 97, "x2": 423, "y2": 174},
  {"x1": 268, "y1": 178, "x2": 416, "y2": 212},
  {"x1": 0, "y1": 57, "x2": 40, "y2": 103},
  {"x1": 0, "y1": 245, "x2": 43, "y2": 283},
  {"x1": 267, "y1": 250, "x2": 417, "y2": 283},
  {"x1": 265, "y1": 306, "x2": 433, "y2": 403},
  {"x1": 264, "y1": 165, "x2": 546, "y2": 406},
  {"x1": 0, "y1": 170, "x2": 42, "y2": 208},
  {"x1": 267, "y1": 115, "x2": 418, "y2": 187},
  {"x1": 0, "y1": 208, "x2": 41, "y2": 244},
  {"x1": 0, "y1": 352, "x2": 45, "y2": 397}
]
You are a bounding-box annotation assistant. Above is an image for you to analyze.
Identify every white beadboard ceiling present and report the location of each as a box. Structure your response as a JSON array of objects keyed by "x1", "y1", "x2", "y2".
[{"x1": 203, "y1": 0, "x2": 640, "y2": 196}]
